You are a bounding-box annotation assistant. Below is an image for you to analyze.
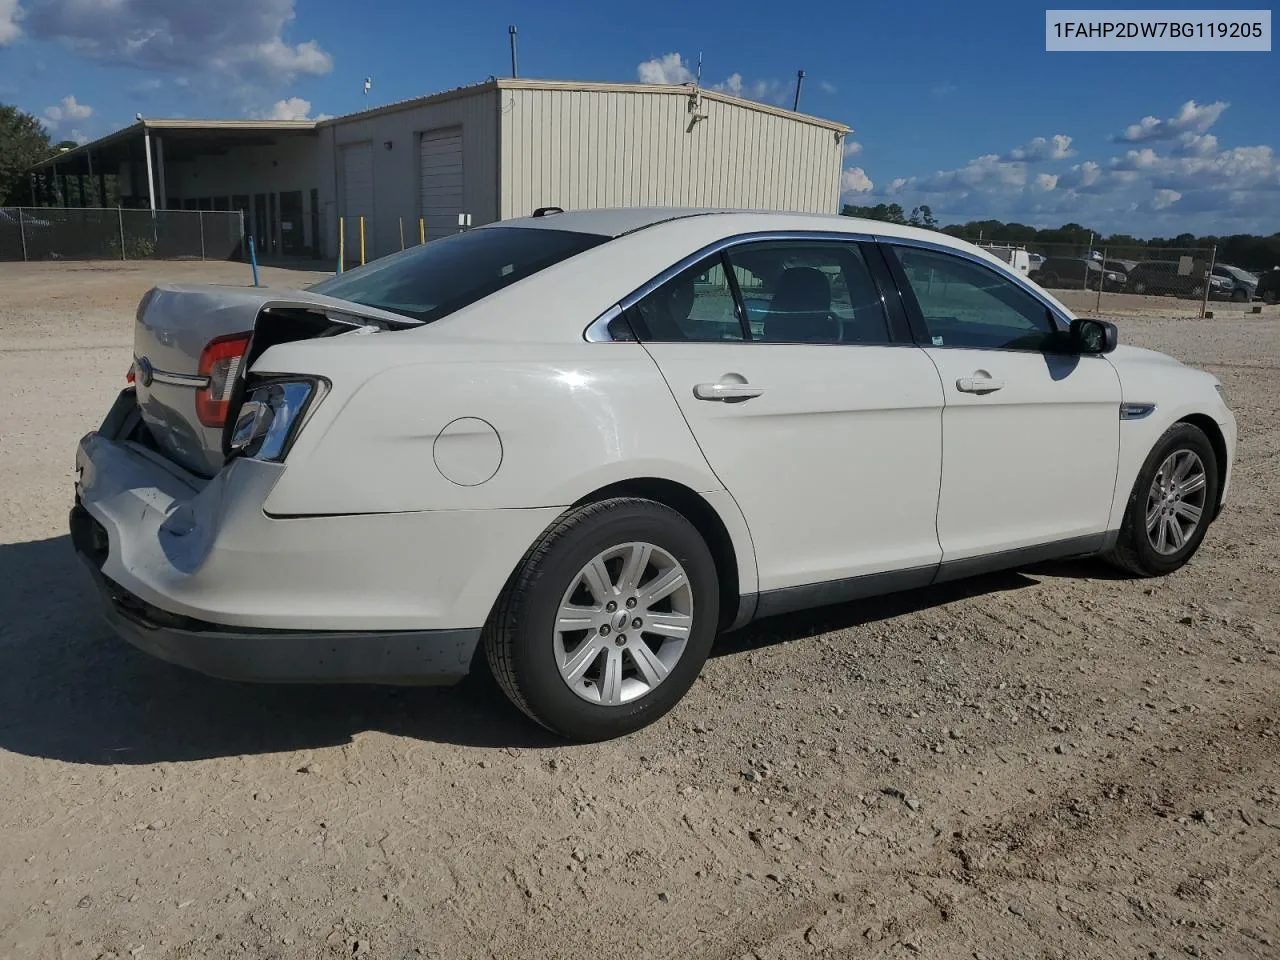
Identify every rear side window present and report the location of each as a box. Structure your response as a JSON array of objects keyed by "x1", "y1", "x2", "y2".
[
  {"x1": 308, "y1": 227, "x2": 608, "y2": 323},
  {"x1": 630, "y1": 255, "x2": 746, "y2": 342},
  {"x1": 628, "y1": 240, "x2": 891, "y2": 344},
  {"x1": 726, "y1": 241, "x2": 890, "y2": 343}
]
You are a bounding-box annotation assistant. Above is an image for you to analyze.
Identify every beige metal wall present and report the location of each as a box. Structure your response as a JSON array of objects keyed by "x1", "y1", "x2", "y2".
[
  {"x1": 317, "y1": 89, "x2": 499, "y2": 261},
  {"x1": 499, "y1": 87, "x2": 843, "y2": 219}
]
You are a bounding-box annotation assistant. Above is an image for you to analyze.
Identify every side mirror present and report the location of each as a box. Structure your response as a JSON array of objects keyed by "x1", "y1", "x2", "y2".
[{"x1": 1070, "y1": 317, "x2": 1118, "y2": 354}]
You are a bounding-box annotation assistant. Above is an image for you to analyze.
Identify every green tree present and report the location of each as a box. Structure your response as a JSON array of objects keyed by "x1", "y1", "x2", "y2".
[{"x1": 0, "y1": 104, "x2": 55, "y2": 205}]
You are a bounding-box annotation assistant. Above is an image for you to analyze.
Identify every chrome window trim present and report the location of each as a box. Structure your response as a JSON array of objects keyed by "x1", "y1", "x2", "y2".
[
  {"x1": 877, "y1": 236, "x2": 1072, "y2": 332},
  {"x1": 584, "y1": 304, "x2": 625, "y2": 343},
  {"x1": 582, "y1": 230, "x2": 876, "y2": 342}
]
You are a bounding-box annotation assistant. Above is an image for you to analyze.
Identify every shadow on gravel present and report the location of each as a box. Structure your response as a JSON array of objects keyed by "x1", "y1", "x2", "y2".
[
  {"x1": 0, "y1": 535, "x2": 1112, "y2": 764},
  {"x1": 0, "y1": 535, "x2": 553, "y2": 765}
]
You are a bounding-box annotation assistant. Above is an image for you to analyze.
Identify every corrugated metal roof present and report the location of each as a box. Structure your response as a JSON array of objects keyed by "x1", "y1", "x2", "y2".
[{"x1": 319, "y1": 78, "x2": 850, "y2": 134}]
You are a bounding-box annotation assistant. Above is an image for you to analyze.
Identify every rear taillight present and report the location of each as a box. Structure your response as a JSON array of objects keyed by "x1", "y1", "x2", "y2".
[
  {"x1": 195, "y1": 333, "x2": 251, "y2": 427},
  {"x1": 126, "y1": 362, "x2": 135, "y2": 384}
]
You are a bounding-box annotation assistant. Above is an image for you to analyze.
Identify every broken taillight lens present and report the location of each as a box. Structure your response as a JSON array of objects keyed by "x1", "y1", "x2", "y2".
[{"x1": 195, "y1": 333, "x2": 251, "y2": 427}]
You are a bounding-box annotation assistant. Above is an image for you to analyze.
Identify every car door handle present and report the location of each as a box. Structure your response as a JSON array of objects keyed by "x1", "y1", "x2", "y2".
[
  {"x1": 693, "y1": 382, "x2": 765, "y2": 402},
  {"x1": 956, "y1": 376, "x2": 1005, "y2": 394}
]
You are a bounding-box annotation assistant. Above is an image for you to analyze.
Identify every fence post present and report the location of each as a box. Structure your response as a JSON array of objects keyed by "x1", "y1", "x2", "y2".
[
  {"x1": 238, "y1": 210, "x2": 246, "y2": 262},
  {"x1": 1200, "y1": 244, "x2": 1217, "y2": 319},
  {"x1": 1095, "y1": 247, "x2": 1106, "y2": 315},
  {"x1": 419, "y1": 217, "x2": 425, "y2": 245},
  {"x1": 248, "y1": 235, "x2": 260, "y2": 287},
  {"x1": 199, "y1": 211, "x2": 206, "y2": 260},
  {"x1": 337, "y1": 216, "x2": 345, "y2": 274},
  {"x1": 17, "y1": 208, "x2": 27, "y2": 262},
  {"x1": 399, "y1": 217, "x2": 404, "y2": 251},
  {"x1": 359, "y1": 216, "x2": 366, "y2": 266},
  {"x1": 118, "y1": 205, "x2": 126, "y2": 261}
]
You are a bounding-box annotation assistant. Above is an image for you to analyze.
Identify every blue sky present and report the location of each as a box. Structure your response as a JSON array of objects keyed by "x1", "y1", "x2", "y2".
[{"x1": 1, "y1": 0, "x2": 1276, "y2": 234}]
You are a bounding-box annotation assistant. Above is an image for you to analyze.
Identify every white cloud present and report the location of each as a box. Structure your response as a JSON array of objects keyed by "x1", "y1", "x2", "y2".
[
  {"x1": 843, "y1": 140, "x2": 863, "y2": 157},
  {"x1": 24, "y1": 0, "x2": 333, "y2": 84},
  {"x1": 0, "y1": 0, "x2": 21, "y2": 44},
  {"x1": 1005, "y1": 134, "x2": 1073, "y2": 162},
  {"x1": 257, "y1": 96, "x2": 314, "y2": 120},
  {"x1": 841, "y1": 167, "x2": 874, "y2": 193},
  {"x1": 69, "y1": 128, "x2": 88, "y2": 145},
  {"x1": 818, "y1": 80, "x2": 837, "y2": 94},
  {"x1": 1152, "y1": 188, "x2": 1182, "y2": 209},
  {"x1": 931, "y1": 81, "x2": 957, "y2": 97},
  {"x1": 636, "y1": 52, "x2": 694, "y2": 85},
  {"x1": 1035, "y1": 173, "x2": 1059, "y2": 191},
  {"x1": 1120, "y1": 99, "x2": 1228, "y2": 142},
  {"x1": 888, "y1": 177, "x2": 908, "y2": 192},
  {"x1": 43, "y1": 94, "x2": 93, "y2": 127},
  {"x1": 636, "y1": 54, "x2": 789, "y2": 106}
]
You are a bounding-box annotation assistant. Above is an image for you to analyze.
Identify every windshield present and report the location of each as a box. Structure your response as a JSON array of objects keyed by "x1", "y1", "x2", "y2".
[
  {"x1": 309, "y1": 226, "x2": 610, "y2": 323},
  {"x1": 1219, "y1": 264, "x2": 1258, "y2": 284}
]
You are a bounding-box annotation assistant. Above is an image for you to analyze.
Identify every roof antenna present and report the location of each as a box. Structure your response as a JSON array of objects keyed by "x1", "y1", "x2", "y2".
[
  {"x1": 793, "y1": 69, "x2": 805, "y2": 111},
  {"x1": 362, "y1": 77, "x2": 372, "y2": 103},
  {"x1": 508, "y1": 25, "x2": 518, "y2": 78},
  {"x1": 695, "y1": 51, "x2": 703, "y2": 87}
]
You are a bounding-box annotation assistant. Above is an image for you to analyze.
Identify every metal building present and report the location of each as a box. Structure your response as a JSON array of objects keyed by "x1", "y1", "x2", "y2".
[{"x1": 29, "y1": 78, "x2": 850, "y2": 263}]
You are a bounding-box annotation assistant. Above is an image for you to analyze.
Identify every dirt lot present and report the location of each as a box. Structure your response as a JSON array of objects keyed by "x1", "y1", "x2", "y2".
[{"x1": 1, "y1": 259, "x2": 1278, "y2": 960}]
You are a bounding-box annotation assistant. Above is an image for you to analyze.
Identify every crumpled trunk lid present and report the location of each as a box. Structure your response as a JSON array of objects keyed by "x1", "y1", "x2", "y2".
[{"x1": 131, "y1": 283, "x2": 420, "y2": 477}]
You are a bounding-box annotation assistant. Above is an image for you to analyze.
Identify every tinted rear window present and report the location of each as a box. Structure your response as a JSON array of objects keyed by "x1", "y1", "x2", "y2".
[{"x1": 309, "y1": 227, "x2": 609, "y2": 323}]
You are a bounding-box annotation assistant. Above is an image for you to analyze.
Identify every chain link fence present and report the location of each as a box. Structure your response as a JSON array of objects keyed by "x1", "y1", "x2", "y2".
[
  {"x1": 963, "y1": 238, "x2": 1267, "y2": 318},
  {"x1": 0, "y1": 208, "x2": 246, "y2": 263}
]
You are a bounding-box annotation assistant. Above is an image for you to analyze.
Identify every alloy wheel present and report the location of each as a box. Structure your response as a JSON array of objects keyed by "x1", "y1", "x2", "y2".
[
  {"x1": 553, "y1": 542, "x2": 694, "y2": 705},
  {"x1": 1145, "y1": 449, "x2": 1208, "y2": 555}
]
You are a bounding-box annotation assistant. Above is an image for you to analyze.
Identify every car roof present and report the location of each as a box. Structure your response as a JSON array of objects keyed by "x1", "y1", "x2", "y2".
[{"x1": 489, "y1": 206, "x2": 964, "y2": 246}]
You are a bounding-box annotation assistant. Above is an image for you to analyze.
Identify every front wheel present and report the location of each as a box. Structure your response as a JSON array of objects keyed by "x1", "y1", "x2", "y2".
[
  {"x1": 1105, "y1": 423, "x2": 1219, "y2": 577},
  {"x1": 484, "y1": 498, "x2": 720, "y2": 740}
]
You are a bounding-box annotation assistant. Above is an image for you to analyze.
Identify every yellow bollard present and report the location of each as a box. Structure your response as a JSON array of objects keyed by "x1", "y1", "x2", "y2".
[
  {"x1": 399, "y1": 217, "x2": 405, "y2": 251},
  {"x1": 419, "y1": 217, "x2": 425, "y2": 245},
  {"x1": 337, "y1": 216, "x2": 344, "y2": 273},
  {"x1": 359, "y1": 216, "x2": 366, "y2": 266}
]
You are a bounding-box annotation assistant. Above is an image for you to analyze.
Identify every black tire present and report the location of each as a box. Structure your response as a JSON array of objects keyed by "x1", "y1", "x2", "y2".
[
  {"x1": 1105, "y1": 423, "x2": 1220, "y2": 577},
  {"x1": 1040, "y1": 272, "x2": 1058, "y2": 288},
  {"x1": 1132, "y1": 281, "x2": 1147, "y2": 295},
  {"x1": 1231, "y1": 288, "x2": 1248, "y2": 302},
  {"x1": 1189, "y1": 283, "x2": 1205, "y2": 299},
  {"x1": 1263, "y1": 289, "x2": 1279, "y2": 306},
  {"x1": 484, "y1": 497, "x2": 720, "y2": 741}
]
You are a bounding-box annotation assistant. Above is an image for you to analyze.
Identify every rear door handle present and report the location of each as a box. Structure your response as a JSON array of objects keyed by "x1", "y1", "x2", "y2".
[
  {"x1": 956, "y1": 376, "x2": 1005, "y2": 394},
  {"x1": 693, "y1": 382, "x2": 765, "y2": 402}
]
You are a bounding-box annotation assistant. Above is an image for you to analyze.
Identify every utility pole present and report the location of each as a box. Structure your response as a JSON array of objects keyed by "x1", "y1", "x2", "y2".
[
  {"x1": 793, "y1": 69, "x2": 805, "y2": 111},
  {"x1": 508, "y1": 25, "x2": 518, "y2": 78}
]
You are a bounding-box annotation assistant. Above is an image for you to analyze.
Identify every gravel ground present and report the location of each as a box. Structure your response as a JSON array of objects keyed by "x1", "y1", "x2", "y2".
[{"x1": 1, "y1": 260, "x2": 1278, "y2": 960}]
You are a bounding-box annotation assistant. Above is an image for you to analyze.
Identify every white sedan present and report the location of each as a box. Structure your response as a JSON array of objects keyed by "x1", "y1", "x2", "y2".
[{"x1": 72, "y1": 208, "x2": 1236, "y2": 740}]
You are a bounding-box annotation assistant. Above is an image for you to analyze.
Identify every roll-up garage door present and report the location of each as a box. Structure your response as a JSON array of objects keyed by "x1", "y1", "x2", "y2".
[
  {"x1": 419, "y1": 128, "x2": 463, "y2": 242},
  {"x1": 340, "y1": 142, "x2": 374, "y2": 257}
]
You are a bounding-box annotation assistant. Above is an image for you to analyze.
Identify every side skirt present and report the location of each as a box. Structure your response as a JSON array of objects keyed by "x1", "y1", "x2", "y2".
[{"x1": 742, "y1": 532, "x2": 1118, "y2": 625}]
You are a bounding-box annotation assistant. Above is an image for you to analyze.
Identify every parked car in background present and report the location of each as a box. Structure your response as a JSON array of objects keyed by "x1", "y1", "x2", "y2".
[
  {"x1": 1030, "y1": 256, "x2": 1126, "y2": 291},
  {"x1": 1126, "y1": 259, "x2": 1232, "y2": 299},
  {"x1": 70, "y1": 209, "x2": 1236, "y2": 740},
  {"x1": 1212, "y1": 264, "x2": 1259, "y2": 302},
  {"x1": 1028, "y1": 252, "x2": 1046, "y2": 272},
  {"x1": 1256, "y1": 267, "x2": 1280, "y2": 305}
]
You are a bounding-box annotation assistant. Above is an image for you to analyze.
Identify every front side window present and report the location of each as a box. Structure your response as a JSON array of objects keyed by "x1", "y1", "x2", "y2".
[
  {"x1": 309, "y1": 226, "x2": 609, "y2": 323},
  {"x1": 890, "y1": 246, "x2": 1057, "y2": 351}
]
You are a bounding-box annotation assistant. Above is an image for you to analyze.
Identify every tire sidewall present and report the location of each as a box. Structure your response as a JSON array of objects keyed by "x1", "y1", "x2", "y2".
[
  {"x1": 508, "y1": 502, "x2": 720, "y2": 740},
  {"x1": 1119, "y1": 424, "x2": 1219, "y2": 576}
]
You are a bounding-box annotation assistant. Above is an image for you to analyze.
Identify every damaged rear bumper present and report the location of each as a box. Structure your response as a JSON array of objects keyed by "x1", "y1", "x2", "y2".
[
  {"x1": 70, "y1": 388, "x2": 556, "y2": 685},
  {"x1": 69, "y1": 518, "x2": 479, "y2": 684}
]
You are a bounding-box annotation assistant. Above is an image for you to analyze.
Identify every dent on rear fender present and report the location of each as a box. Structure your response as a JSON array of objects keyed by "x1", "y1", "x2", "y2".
[{"x1": 261, "y1": 347, "x2": 726, "y2": 516}]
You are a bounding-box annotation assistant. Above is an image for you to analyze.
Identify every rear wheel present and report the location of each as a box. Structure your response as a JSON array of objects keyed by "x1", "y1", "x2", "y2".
[
  {"x1": 1189, "y1": 282, "x2": 1206, "y2": 298},
  {"x1": 1231, "y1": 288, "x2": 1248, "y2": 302},
  {"x1": 1105, "y1": 423, "x2": 1219, "y2": 577},
  {"x1": 484, "y1": 498, "x2": 719, "y2": 740},
  {"x1": 1132, "y1": 280, "x2": 1148, "y2": 295}
]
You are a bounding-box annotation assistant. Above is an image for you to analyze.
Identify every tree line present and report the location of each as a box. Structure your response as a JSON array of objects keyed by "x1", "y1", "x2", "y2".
[{"x1": 841, "y1": 202, "x2": 1280, "y2": 274}]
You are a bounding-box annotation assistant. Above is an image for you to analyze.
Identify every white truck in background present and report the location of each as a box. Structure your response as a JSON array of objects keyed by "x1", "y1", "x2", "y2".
[{"x1": 977, "y1": 243, "x2": 1032, "y2": 276}]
